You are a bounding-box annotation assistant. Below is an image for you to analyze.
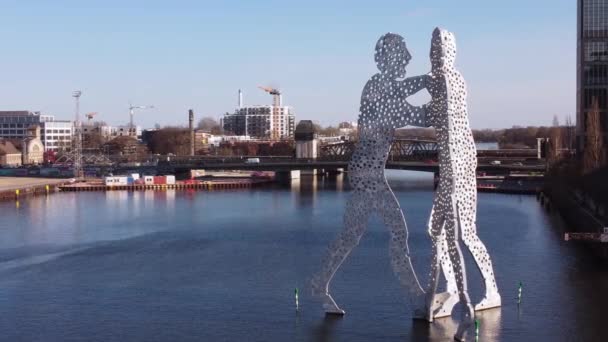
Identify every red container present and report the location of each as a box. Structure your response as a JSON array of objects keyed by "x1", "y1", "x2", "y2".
[{"x1": 153, "y1": 176, "x2": 166, "y2": 185}]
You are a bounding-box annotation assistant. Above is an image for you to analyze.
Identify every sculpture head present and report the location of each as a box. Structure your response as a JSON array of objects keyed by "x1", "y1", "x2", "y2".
[
  {"x1": 374, "y1": 33, "x2": 411, "y2": 79},
  {"x1": 430, "y1": 27, "x2": 457, "y2": 70}
]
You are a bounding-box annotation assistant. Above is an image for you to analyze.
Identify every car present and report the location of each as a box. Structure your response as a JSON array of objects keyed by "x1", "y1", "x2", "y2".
[
  {"x1": 513, "y1": 162, "x2": 523, "y2": 166},
  {"x1": 245, "y1": 158, "x2": 260, "y2": 164},
  {"x1": 490, "y1": 160, "x2": 501, "y2": 165}
]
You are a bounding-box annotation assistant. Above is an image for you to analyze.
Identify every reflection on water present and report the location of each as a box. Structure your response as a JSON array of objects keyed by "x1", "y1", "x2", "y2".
[{"x1": 0, "y1": 171, "x2": 607, "y2": 341}]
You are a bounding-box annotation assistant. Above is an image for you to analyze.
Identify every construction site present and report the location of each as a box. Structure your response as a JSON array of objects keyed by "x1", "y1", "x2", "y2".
[{"x1": 221, "y1": 87, "x2": 295, "y2": 140}]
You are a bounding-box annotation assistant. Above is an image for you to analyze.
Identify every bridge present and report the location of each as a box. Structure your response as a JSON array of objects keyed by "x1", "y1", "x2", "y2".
[
  {"x1": 151, "y1": 159, "x2": 544, "y2": 175},
  {"x1": 320, "y1": 139, "x2": 538, "y2": 161},
  {"x1": 112, "y1": 139, "x2": 544, "y2": 176}
]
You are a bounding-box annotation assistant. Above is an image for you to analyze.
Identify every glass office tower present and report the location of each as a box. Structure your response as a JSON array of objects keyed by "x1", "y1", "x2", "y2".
[{"x1": 577, "y1": 0, "x2": 608, "y2": 150}]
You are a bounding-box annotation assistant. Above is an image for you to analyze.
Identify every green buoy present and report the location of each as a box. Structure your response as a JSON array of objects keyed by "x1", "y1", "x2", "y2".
[{"x1": 517, "y1": 282, "x2": 523, "y2": 304}]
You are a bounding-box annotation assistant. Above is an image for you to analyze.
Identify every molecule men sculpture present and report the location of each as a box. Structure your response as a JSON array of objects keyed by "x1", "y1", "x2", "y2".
[
  {"x1": 310, "y1": 32, "x2": 429, "y2": 317},
  {"x1": 311, "y1": 27, "x2": 501, "y2": 341},
  {"x1": 425, "y1": 27, "x2": 501, "y2": 340}
]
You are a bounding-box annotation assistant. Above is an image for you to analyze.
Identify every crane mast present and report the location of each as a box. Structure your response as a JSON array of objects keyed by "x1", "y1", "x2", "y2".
[
  {"x1": 258, "y1": 85, "x2": 282, "y2": 140},
  {"x1": 129, "y1": 104, "x2": 154, "y2": 137}
]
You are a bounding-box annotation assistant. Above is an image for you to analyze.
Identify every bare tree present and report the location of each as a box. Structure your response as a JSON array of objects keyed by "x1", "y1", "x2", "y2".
[
  {"x1": 548, "y1": 126, "x2": 562, "y2": 164},
  {"x1": 197, "y1": 117, "x2": 222, "y2": 134},
  {"x1": 583, "y1": 98, "x2": 605, "y2": 173},
  {"x1": 564, "y1": 115, "x2": 575, "y2": 150}
]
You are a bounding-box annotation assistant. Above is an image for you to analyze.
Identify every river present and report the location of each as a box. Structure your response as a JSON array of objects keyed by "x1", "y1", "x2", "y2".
[{"x1": 0, "y1": 171, "x2": 607, "y2": 341}]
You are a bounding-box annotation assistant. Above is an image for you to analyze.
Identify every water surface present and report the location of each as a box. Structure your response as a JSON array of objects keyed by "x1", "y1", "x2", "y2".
[{"x1": 1, "y1": 171, "x2": 606, "y2": 341}]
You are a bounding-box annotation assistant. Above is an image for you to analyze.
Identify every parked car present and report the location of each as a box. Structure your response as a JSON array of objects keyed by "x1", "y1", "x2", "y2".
[
  {"x1": 245, "y1": 158, "x2": 260, "y2": 164},
  {"x1": 490, "y1": 160, "x2": 501, "y2": 165}
]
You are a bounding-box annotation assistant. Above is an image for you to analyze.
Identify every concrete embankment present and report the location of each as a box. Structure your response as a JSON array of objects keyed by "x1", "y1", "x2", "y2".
[
  {"x1": 59, "y1": 178, "x2": 273, "y2": 192},
  {"x1": 542, "y1": 185, "x2": 608, "y2": 260},
  {"x1": 0, "y1": 177, "x2": 67, "y2": 201}
]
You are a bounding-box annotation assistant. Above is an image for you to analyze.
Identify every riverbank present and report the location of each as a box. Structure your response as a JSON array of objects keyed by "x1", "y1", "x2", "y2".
[
  {"x1": 59, "y1": 177, "x2": 273, "y2": 192},
  {"x1": 0, "y1": 177, "x2": 67, "y2": 201}
]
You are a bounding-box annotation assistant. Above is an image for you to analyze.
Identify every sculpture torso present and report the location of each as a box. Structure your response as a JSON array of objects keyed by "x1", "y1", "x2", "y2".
[{"x1": 349, "y1": 74, "x2": 421, "y2": 192}]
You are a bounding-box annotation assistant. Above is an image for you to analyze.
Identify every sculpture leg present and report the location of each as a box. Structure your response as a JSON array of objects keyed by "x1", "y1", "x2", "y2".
[
  {"x1": 426, "y1": 204, "x2": 444, "y2": 322},
  {"x1": 377, "y1": 188, "x2": 426, "y2": 319},
  {"x1": 427, "y1": 196, "x2": 459, "y2": 321},
  {"x1": 430, "y1": 230, "x2": 460, "y2": 320},
  {"x1": 446, "y1": 199, "x2": 475, "y2": 341},
  {"x1": 311, "y1": 190, "x2": 372, "y2": 315},
  {"x1": 457, "y1": 197, "x2": 501, "y2": 311}
]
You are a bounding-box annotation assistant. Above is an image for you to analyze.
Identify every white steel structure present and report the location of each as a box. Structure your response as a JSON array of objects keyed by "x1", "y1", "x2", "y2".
[{"x1": 129, "y1": 104, "x2": 154, "y2": 137}]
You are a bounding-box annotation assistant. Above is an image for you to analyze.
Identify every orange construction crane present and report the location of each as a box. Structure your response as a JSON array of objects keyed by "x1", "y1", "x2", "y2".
[
  {"x1": 258, "y1": 85, "x2": 283, "y2": 140},
  {"x1": 257, "y1": 86, "x2": 282, "y2": 107}
]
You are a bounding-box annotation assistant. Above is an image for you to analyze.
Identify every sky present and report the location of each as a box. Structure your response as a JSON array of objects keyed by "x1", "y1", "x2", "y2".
[{"x1": 0, "y1": 0, "x2": 575, "y2": 129}]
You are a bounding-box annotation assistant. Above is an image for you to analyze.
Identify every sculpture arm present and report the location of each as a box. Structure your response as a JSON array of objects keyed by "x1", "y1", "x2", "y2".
[
  {"x1": 401, "y1": 75, "x2": 428, "y2": 96},
  {"x1": 388, "y1": 102, "x2": 427, "y2": 129},
  {"x1": 390, "y1": 74, "x2": 431, "y2": 128}
]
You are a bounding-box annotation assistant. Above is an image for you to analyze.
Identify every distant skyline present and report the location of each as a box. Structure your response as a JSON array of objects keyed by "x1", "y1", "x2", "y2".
[{"x1": 0, "y1": 0, "x2": 574, "y2": 129}]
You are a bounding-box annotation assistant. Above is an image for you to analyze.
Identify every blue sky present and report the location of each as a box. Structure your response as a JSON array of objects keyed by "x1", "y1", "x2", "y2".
[{"x1": 0, "y1": 0, "x2": 574, "y2": 129}]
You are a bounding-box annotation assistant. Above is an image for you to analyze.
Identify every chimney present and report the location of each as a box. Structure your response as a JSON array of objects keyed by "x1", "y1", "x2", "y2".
[
  {"x1": 189, "y1": 109, "x2": 195, "y2": 156},
  {"x1": 238, "y1": 89, "x2": 243, "y2": 109}
]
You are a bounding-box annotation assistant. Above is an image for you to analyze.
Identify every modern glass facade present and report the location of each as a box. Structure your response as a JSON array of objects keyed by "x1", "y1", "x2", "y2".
[
  {"x1": 0, "y1": 111, "x2": 73, "y2": 151},
  {"x1": 577, "y1": 0, "x2": 608, "y2": 149}
]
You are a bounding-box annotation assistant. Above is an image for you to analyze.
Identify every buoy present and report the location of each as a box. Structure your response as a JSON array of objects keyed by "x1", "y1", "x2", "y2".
[
  {"x1": 517, "y1": 281, "x2": 523, "y2": 304},
  {"x1": 295, "y1": 287, "x2": 299, "y2": 311}
]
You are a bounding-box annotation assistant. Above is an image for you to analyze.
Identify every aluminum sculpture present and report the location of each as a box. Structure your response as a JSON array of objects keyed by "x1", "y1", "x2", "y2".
[
  {"x1": 311, "y1": 28, "x2": 500, "y2": 341},
  {"x1": 425, "y1": 27, "x2": 501, "y2": 340},
  {"x1": 310, "y1": 32, "x2": 429, "y2": 316}
]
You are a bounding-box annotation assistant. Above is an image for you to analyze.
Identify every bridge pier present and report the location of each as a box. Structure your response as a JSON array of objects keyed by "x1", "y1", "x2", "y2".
[
  {"x1": 300, "y1": 169, "x2": 318, "y2": 176},
  {"x1": 275, "y1": 170, "x2": 300, "y2": 183}
]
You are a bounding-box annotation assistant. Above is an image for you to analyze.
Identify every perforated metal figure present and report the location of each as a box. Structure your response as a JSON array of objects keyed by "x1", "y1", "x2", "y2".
[
  {"x1": 311, "y1": 33, "x2": 429, "y2": 316},
  {"x1": 425, "y1": 27, "x2": 501, "y2": 340}
]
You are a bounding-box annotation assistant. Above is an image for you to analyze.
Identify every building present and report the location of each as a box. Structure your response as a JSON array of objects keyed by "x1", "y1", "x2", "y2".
[
  {"x1": 43, "y1": 120, "x2": 74, "y2": 151},
  {"x1": 82, "y1": 124, "x2": 142, "y2": 141},
  {"x1": 0, "y1": 139, "x2": 22, "y2": 167},
  {"x1": 0, "y1": 111, "x2": 73, "y2": 151},
  {"x1": 21, "y1": 125, "x2": 44, "y2": 165},
  {"x1": 194, "y1": 130, "x2": 213, "y2": 154},
  {"x1": 577, "y1": 0, "x2": 608, "y2": 151},
  {"x1": 338, "y1": 121, "x2": 358, "y2": 137},
  {"x1": 294, "y1": 120, "x2": 318, "y2": 159},
  {"x1": 223, "y1": 105, "x2": 295, "y2": 139},
  {"x1": 222, "y1": 90, "x2": 295, "y2": 140}
]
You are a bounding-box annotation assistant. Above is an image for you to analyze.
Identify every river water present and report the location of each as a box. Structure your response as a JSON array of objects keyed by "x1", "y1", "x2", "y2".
[{"x1": 0, "y1": 171, "x2": 607, "y2": 342}]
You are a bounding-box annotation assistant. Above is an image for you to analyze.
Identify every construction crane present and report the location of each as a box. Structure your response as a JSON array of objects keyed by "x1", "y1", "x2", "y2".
[
  {"x1": 129, "y1": 104, "x2": 154, "y2": 137},
  {"x1": 257, "y1": 86, "x2": 282, "y2": 107},
  {"x1": 85, "y1": 112, "x2": 98, "y2": 123},
  {"x1": 258, "y1": 86, "x2": 283, "y2": 140}
]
